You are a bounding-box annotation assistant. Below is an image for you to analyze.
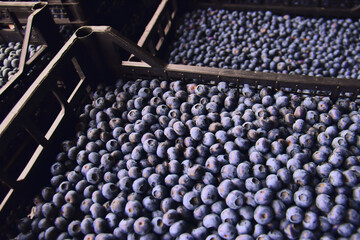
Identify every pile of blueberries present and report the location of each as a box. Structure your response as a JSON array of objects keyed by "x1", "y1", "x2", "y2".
[
  {"x1": 225, "y1": 0, "x2": 358, "y2": 7},
  {"x1": 11, "y1": 77, "x2": 360, "y2": 240},
  {"x1": 168, "y1": 8, "x2": 360, "y2": 79},
  {"x1": 0, "y1": 42, "x2": 40, "y2": 88}
]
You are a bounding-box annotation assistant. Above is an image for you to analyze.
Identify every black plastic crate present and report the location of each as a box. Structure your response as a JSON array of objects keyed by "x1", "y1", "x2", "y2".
[
  {"x1": 0, "y1": 2, "x2": 63, "y2": 124},
  {"x1": 0, "y1": 0, "x2": 88, "y2": 27},
  {"x1": 3, "y1": 25, "x2": 360, "y2": 239},
  {"x1": 131, "y1": 0, "x2": 360, "y2": 79},
  {"x1": 1, "y1": 25, "x2": 360, "y2": 229}
]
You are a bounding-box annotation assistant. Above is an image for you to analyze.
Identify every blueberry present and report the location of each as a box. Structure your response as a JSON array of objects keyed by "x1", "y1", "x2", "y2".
[
  {"x1": 200, "y1": 185, "x2": 218, "y2": 205},
  {"x1": 236, "y1": 220, "x2": 253, "y2": 235},
  {"x1": 148, "y1": 173, "x2": 163, "y2": 187},
  {"x1": 60, "y1": 202, "x2": 76, "y2": 219},
  {"x1": 125, "y1": 200, "x2": 142, "y2": 218},
  {"x1": 38, "y1": 218, "x2": 52, "y2": 231},
  {"x1": 347, "y1": 208, "x2": 360, "y2": 225},
  {"x1": 152, "y1": 184, "x2": 168, "y2": 200},
  {"x1": 143, "y1": 138, "x2": 158, "y2": 154},
  {"x1": 252, "y1": 164, "x2": 267, "y2": 179},
  {"x1": 191, "y1": 226, "x2": 208, "y2": 240},
  {"x1": 293, "y1": 119, "x2": 305, "y2": 133},
  {"x1": 265, "y1": 174, "x2": 282, "y2": 191},
  {"x1": 119, "y1": 218, "x2": 135, "y2": 234},
  {"x1": 152, "y1": 217, "x2": 168, "y2": 235},
  {"x1": 84, "y1": 185, "x2": 96, "y2": 198},
  {"x1": 188, "y1": 164, "x2": 205, "y2": 180},
  {"x1": 299, "y1": 230, "x2": 316, "y2": 240},
  {"x1": 193, "y1": 204, "x2": 210, "y2": 220},
  {"x1": 221, "y1": 164, "x2": 237, "y2": 179},
  {"x1": 160, "y1": 197, "x2": 176, "y2": 213},
  {"x1": 327, "y1": 204, "x2": 346, "y2": 225},
  {"x1": 176, "y1": 205, "x2": 192, "y2": 221},
  {"x1": 169, "y1": 220, "x2": 187, "y2": 237},
  {"x1": 50, "y1": 175, "x2": 66, "y2": 187},
  {"x1": 178, "y1": 233, "x2": 195, "y2": 240},
  {"x1": 329, "y1": 169, "x2": 345, "y2": 187},
  {"x1": 209, "y1": 143, "x2": 225, "y2": 156},
  {"x1": 316, "y1": 163, "x2": 333, "y2": 178},
  {"x1": 217, "y1": 222, "x2": 237, "y2": 240},
  {"x1": 179, "y1": 174, "x2": 195, "y2": 188},
  {"x1": 292, "y1": 169, "x2": 310, "y2": 186},
  {"x1": 244, "y1": 192, "x2": 257, "y2": 208},
  {"x1": 293, "y1": 188, "x2": 313, "y2": 208},
  {"x1": 266, "y1": 158, "x2": 281, "y2": 174},
  {"x1": 277, "y1": 168, "x2": 292, "y2": 184},
  {"x1": 272, "y1": 199, "x2": 286, "y2": 220},
  {"x1": 80, "y1": 198, "x2": 94, "y2": 214},
  {"x1": 202, "y1": 172, "x2": 217, "y2": 185},
  {"x1": 132, "y1": 177, "x2": 149, "y2": 194},
  {"x1": 253, "y1": 205, "x2": 274, "y2": 225},
  {"x1": 190, "y1": 127, "x2": 203, "y2": 141},
  {"x1": 225, "y1": 190, "x2": 245, "y2": 209},
  {"x1": 255, "y1": 137, "x2": 271, "y2": 153},
  {"x1": 68, "y1": 220, "x2": 82, "y2": 237},
  {"x1": 218, "y1": 179, "x2": 235, "y2": 199},
  {"x1": 268, "y1": 230, "x2": 284, "y2": 240},
  {"x1": 183, "y1": 191, "x2": 201, "y2": 210},
  {"x1": 110, "y1": 197, "x2": 126, "y2": 215},
  {"x1": 318, "y1": 216, "x2": 332, "y2": 233},
  {"x1": 92, "y1": 190, "x2": 106, "y2": 204},
  {"x1": 86, "y1": 167, "x2": 103, "y2": 184},
  {"x1": 16, "y1": 217, "x2": 31, "y2": 234},
  {"x1": 286, "y1": 206, "x2": 304, "y2": 224},
  {"x1": 51, "y1": 192, "x2": 65, "y2": 208},
  {"x1": 249, "y1": 151, "x2": 265, "y2": 165},
  {"x1": 302, "y1": 211, "x2": 319, "y2": 230},
  {"x1": 205, "y1": 156, "x2": 222, "y2": 174},
  {"x1": 101, "y1": 183, "x2": 119, "y2": 200},
  {"x1": 54, "y1": 216, "x2": 69, "y2": 231},
  {"x1": 93, "y1": 218, "x2": 109, "y2": 234},
  {"x1": 237, "y1": 162, "x2": 251, "y2": 180},
  {"x1": 276, "y1": 189, "x2": 293, "y2": 206},
  {"x1": 205, "y1": 234, "x2": 222, "y2": 240},
  {"x1": 220, "y1": 208, "x2": 239, "y2": 225},
  {"x1": 128, "y1": 166, "x2": 142, "y2": 179},
  {"x1": 81, "y1": 218, "x2": 94, "y2": 235},
  {"x1": 133, "y1": 217, "x2": 151, "y2": 235},
  {"x1": 95, "y1": 233, "x2": 115, "y2": 240},
  {"x1": 44, "y1": 226, "x2": 59, "y2": 239},
  {"x1": 198, "y1": 213, "x2": 218, "y2": 230},
  {"x1": 254, "y1": 188, "x2": 273, "y2": 205},
  {"x1": 337, "y1": 223, "x2": 355, "y2": 238}
]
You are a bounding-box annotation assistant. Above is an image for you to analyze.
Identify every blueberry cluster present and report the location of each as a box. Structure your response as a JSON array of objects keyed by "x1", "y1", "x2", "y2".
[
  {"x1": 12, "y1": 77, "x2": 360, "y2": 240},
  {"x1": 0, "y1": 42, "x2": 40, "y2": 88},
  {"x1": 169, "y1": 8, "x2": 360, "y2": 79},
  {"x1": 222, "y1": 0, "x2": 358, "y2": 7}
]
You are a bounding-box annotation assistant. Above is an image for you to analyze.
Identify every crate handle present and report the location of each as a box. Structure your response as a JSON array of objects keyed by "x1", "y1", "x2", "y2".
[
  {"x1": 76, "y1": 26, "x2": 167, "y2": 69},
  {"x1": 75, "y1": 26, "x2": 93, "y2": 38}
]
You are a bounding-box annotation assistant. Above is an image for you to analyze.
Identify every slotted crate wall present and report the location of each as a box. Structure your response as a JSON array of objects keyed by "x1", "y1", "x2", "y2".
[{"x1": 0, "y1": 2, "x2": 63, "y2": 126}]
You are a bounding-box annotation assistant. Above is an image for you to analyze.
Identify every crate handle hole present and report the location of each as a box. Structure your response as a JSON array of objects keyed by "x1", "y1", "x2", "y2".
[
  {"x1": 32, "y1": 2, "x2": 46, "y2": 10},
  {"x1": 76, "y1": 27, "x2": 93, "y2": 38}
]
